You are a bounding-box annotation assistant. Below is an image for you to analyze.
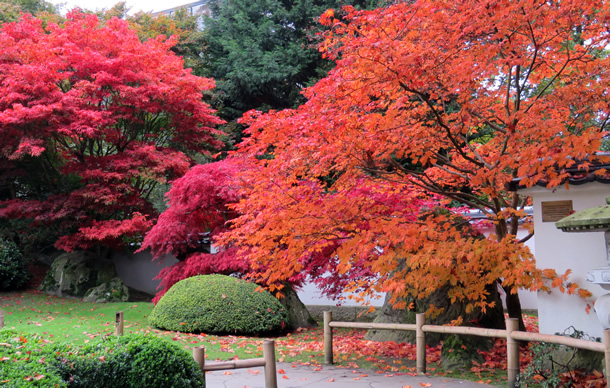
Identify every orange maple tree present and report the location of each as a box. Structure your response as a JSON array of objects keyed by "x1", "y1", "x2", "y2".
[{"x1": 224, "y1": 0, "x2": 609, "y2": 329}]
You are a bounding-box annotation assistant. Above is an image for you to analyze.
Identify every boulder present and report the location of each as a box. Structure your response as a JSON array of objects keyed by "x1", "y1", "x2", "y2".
[
  {"x1": 83, "y1": 277, "x2": 129, "y2": 303},
  {"x1": 40, "y1": 251, "x2": 122, "y2": 300}
]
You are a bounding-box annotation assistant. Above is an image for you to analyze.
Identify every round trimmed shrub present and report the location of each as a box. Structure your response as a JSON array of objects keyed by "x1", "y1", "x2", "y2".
[
  {"x1": 0, "y1": 331, "x2": 202, "y2": 388},
  {"x1": 55, "y1": 334, "x2": 203, "y2": 388},
  {"x1": 0, "y1": 239, "x2": 29, "y2": 291},
  {"x1": 149, "y1": 274, "x2": 288, "y2": 335}
]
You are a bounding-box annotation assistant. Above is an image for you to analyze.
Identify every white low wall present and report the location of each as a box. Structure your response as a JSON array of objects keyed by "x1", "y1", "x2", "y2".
[
  {"x1": 112, "y1": 244, "x2": 538, "y2": 313},
  {"x1": 112, "y1": 250, "x2": 178, "y2": 295},
  {"x1": 521, "y1": 182, "x2": 609, "y2": 338}
]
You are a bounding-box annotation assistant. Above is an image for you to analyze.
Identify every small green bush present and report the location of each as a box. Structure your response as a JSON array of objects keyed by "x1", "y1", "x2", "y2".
[
  {"x1": 56, "y1": 334, "x2": 203, "y2": 388},
  {"x1": 0, "y1": 239, "x2": 29, "y2": 291},
  {"x1": 149, "y1": 274, "x2": 288, "y2": 335},
  {"x1": 0, "y1": 331, "x2": 203, "y2": 388}
]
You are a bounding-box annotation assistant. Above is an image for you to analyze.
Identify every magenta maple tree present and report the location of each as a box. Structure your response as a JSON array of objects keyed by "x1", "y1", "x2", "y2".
[
  {"x1": 140, "y1": 159, "x2": 245, "y2": 302},
  {"x1": 0, "y1": 12, "x2": 223, "y2": 251}
]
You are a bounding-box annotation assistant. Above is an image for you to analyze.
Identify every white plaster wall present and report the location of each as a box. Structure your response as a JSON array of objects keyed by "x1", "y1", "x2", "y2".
[
  {"x1": 296, "y1": 281, "x2": 385, "y2": 307},
  {"x1": 111, "y1": 226, "x2": 538, "y2": 311},
  {"x1": 112, "y1": 250, "x2": 178, "y2": 295},
  {"x1": 521, "y1": 183, "x2": 609, "y2": 338}
]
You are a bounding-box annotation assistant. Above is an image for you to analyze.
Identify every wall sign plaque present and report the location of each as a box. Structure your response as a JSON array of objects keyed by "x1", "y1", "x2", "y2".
[{"x1": 542, "y1": 200, "x2": 573, "y2": 222}]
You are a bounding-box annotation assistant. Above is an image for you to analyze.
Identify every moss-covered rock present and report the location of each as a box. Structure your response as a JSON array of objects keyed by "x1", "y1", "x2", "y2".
[
  {"x1": 41, "y1": 251, "x2": 118, "y2": 298},
  {"x1": 83, "y1": 277, "x2": 129, "y2": 303},
  {"x1": 149, "y1": 274, "x2": 289, "y2": 336}
]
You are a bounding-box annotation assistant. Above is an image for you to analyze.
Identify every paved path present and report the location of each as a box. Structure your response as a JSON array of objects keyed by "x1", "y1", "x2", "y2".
[{"x1": 204, "y1": 362, "x2": 500, "y2": 387}]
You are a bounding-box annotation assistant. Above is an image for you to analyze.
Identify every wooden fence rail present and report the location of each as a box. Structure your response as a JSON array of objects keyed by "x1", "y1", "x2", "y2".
[
  {"x1": 193, "y1": 339, "x2": 277, "y2": 388},
  {"x1": 323, "y1": 311, "x2": 610, "y2": 388}
]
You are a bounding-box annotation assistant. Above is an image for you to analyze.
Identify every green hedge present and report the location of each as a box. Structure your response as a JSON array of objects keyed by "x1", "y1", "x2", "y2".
[
  {"x1": 0, "y1": 239, "x2": 29, "y2": 291},
  {"x1": 149, "y1": 274, "x2": 288, "y2": 336},
  {"x1": 0, "y1": 331, "x2": 203, "y2": 387}
]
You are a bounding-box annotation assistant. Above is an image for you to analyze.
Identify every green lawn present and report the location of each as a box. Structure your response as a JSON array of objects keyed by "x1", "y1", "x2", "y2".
[
  {"x1": 0, "y1": 290, "x2": 337, "y2": 364},
  {"x1": 0, "y1": 290, "x2": 513, "y2": 386}
]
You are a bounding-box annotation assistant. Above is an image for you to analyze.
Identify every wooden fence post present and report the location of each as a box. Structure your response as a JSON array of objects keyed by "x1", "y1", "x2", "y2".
[
  {"x1": 193, "y1": 346, "x2": 206, "y2": 386},
  {"x1": 263, "y1": 340, "x2": 278, "y2": 388},
  {"x1": 416, "y1": 313, "x2": 426, "y2": 374},
  {"x1": 115, "y1": 311, "x2": 124, "y2": 336},
  {"x1": 324, "y1": 311, "x2": 333, "y2": 365},
  {"x1": 0, "y1": 310, "x2": 4, "y2": 329},
  {"x1": 506, "y1": 318, "x2": 519, "y2": 388},
  {"x1": 604, "y1": 329, "x2": 610, "y2": 387}
]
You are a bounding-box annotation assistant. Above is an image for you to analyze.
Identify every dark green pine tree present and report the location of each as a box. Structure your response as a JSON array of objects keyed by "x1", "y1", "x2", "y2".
[{"x1": 203, "y1": 0, "x2": 384, "y2": 127}]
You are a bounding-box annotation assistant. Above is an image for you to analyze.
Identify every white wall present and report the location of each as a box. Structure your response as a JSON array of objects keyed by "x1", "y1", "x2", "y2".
[
  {"x1": 521, "y1": 183, "x2": 609, "y2": 338},
  {"x1": 112, "y1": 250, "x2": 178, "y2": 295}
]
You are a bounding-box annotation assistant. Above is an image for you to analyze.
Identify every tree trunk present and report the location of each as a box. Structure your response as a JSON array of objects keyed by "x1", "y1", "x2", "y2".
[
  {"x1": 278, "y1": 285, "x2": 317, "y2": 330},
  {"x1": 366, "y1": 280, "x2": 505, "y2": 346},
  {"x1": 503, "y1": 283, "x2": 526, "y2": 332}
]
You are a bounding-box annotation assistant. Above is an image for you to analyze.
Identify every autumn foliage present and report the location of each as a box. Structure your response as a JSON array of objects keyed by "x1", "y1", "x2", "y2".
[
  {"x1": 143, "y1": 159, "x2": 391, "y2": 303},
  {"x1": 0, "y1": 12, "x2": 223, "y2": 251},
  {"x1": 224, "y1": 0, "x2": 609, "y2": 321}
]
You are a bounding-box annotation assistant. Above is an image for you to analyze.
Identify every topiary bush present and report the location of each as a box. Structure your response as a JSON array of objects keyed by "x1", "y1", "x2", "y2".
[
  {"x1": 149, "y1": 274, "x2": 289, "y2": 335},
  {"x1": 0, "y1": 331, "x2": 203, "y2": 388},
  {"x1": 0, "y1": 238, "x2": 29, "y2": 291},
  {"x1": 55, "y1": 334, "x2": 203, "y2": 388}
]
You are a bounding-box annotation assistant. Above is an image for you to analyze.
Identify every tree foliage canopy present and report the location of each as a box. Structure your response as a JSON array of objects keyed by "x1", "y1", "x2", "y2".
[
  {"x1": 224, "y1": 0, "x2": 608, "y2": 317},
  {"x1": 0, "y1": 12, "x2": 223, "y2": 251},
  {"x1": 203, "y1": 0, "x2": 382, "y2": 123}
]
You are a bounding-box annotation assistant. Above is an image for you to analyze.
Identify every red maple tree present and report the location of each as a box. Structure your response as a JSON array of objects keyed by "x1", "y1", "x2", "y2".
[
  {"x1": 0, "y1": 12, "x2": 223, "y2": 251},
  {"x1": 225, "y1": 0, "x2": 608, "y2": 329}
]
